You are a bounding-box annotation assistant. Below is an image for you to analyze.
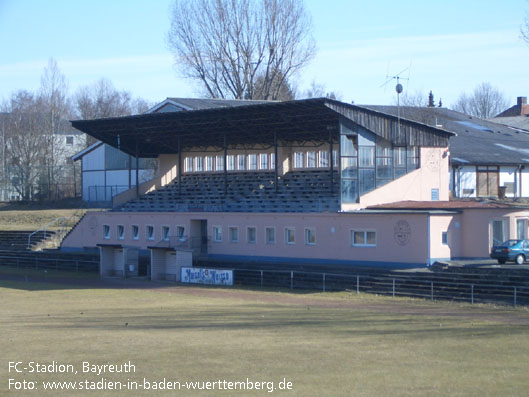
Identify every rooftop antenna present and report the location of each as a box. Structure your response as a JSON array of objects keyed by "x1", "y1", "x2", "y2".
[{"x1": 380, "y1": 63, "x2": 411, "y2": 138}]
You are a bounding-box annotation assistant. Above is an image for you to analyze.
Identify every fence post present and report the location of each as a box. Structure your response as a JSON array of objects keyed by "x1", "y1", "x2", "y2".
[
  {"x1": 392, "y1": 279, "x2": 395, "y2": 298},
  {"x1": 471, "y1": 284, "x2": 474, "y2": 304},
  {"x1": 290, "y1": 271, "x2": 293, "y2": 290},
  {"x1": 260, "y1": 270, "x2": 263, "y2": 288},
  {"x1": 323, "y1": 273, "x2": 326, "y2": 292},
  {"x1": 356, "y1": 275, "x2": 359, "y2": 294},
  {"x1": 514, "y1": 287, "x2": 517, "y2": 307},
  {"x1": 430, "y1": 281, "x2": 434, "y2": 301}
]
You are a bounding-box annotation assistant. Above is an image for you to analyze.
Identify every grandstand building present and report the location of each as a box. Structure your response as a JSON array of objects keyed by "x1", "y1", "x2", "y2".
[{"x1": 62, "y1": 98, "x2": 529, "y2": 277}]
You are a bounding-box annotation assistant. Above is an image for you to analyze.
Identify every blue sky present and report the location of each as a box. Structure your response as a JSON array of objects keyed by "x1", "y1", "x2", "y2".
[{"x1": 0, "y1": 0, "x2": 528, "y2": 107}]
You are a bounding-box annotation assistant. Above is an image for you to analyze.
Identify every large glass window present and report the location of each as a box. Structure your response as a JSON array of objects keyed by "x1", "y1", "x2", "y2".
[
  {"x1": 517, "y1": 219, "x2": 527, "y2": 240},
  {"x1": 184, "y1": 157, "x2": 193, "y2": 173},
  {"x1": 341, "y1": 132, "x2": 358, "y2": 203},
  {"x1": 341, "y1": 134, "x2": 358, "y2": 156},
  {"x1": 270, "y1": 153, "x2": 276, "y2": 170},
  {"x1": 194, "y1": 156, "x2": 203, "y2": 172},
  {"x1": 341, "y1": 179, "x2": 358, "y2": 204},
  {"x1": 205, "y1": 156, "x2": 213, "y2": 172},
  {"x1": 215, "y1": 155, "x2": 224, "y2": 171},
  {"x1": 376, "y1": 142, "x2": 392, "y2": 183},
  {"x1": 407, "y1": 147, "x2": 419, "y2": 171}
]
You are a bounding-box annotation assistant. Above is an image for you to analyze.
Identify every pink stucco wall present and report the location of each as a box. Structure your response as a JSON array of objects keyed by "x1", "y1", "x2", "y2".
[
  {"x1": 63, "y1": 211, "x2": 430, "y2": 265},
  {"x1": 344, "y1": 147, "x2": 449, "y2": 210}
]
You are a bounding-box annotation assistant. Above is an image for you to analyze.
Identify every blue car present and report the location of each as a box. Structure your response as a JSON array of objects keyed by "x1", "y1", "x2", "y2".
[{"x1": 490, "y1": 239, "x2": 529, "y2": 265}]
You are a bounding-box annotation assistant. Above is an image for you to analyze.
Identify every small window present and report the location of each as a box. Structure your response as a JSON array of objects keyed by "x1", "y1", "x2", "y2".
[
  {"x1": 213, "y1": 226, "x2": 222, "y2": 242},
  {"x1": 259, "y1": 153, "x2": 269, "y2": 170},
  {"x1": 305, "y1": 228, "x2": 316, "y2": 245},
  {"x1": 195, "y1": 156, "x2": 203, "y2": 172},
  {"x1": 205, "y1": 156, "x2": 213, "y2": 172},
  {"x1": 352, "y1": 230, "x2": 376, "y2": 247},
  {"x1": 318, "y1": 151, "x2": 329, "y2": 168},
  {"x1": 229, "y1": 227, "x2": 239, "y2": 243},
  {"x1": 66, "y1": 136, "x2": 74, "y2": 145},
  {"x1": 162, "y1": 226, "x2": 170, "y2": 241},
  {"x1": 117, "y1": 225, "x2": 124, "y2": 240},
  {"x1": 146, "y1": 225, "x2": 155, "y2": 241},
  {"x1": 265, "y1": 227, "x2": 275, "y2": 244},
  {"x1": 215, "y1": 155, "x2": 224, "y2": 171},
  {"x1": 306, "y1": 152, "x2": 316, "y2": 168},
  {"x1": 269, "y1": 153, "x2": 275, "y2": 170},
  {"x1": 285, "y1": 228, "x2": 295, "y2": 244},
  {"x1": 247, "y1": 227, "x2": 256, "y2": 244},
  {"x1": 431, "y1": 188, "x2": 439, "y2": 201},
  {"x1": 103, "y1": 225, "x2": 110, "y2": 239},
  {"x1": 237, "y1": 155, "x2": 246, "y2": 171},
  {"x1": 248, "y1": 154, "x2": 258, "y2": 170},
  {"x1": 294, "y1": 152, "x2": 304, "y2": 169},
  {"x1": 176, "y1": 225, "x2": 185, "y2": 241},
  {"x1": 332, "y1": 150, "x2": 338, "y2": 168},
  {"x1": 184, "y1": 157, "x2": 194, "y2": 173},
  {"x1": 132, "y1": 225, "x2": 139, "y2": 240},
  {"x1": 227, "y1": 155, "x2": 235, "y2": 171},
  {"x1": 442, "y1": 231, "x2": 448, "y2": 245}
]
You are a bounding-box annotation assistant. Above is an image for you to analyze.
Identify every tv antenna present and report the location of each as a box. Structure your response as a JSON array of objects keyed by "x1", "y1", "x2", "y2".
[{"x1": 380, "y1": 63, "x2": 412, "y2": 137}]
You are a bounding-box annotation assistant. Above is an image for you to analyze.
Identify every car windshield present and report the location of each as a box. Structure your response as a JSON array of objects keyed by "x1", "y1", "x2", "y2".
[{"x1": 501, "y1": 240, "x2": 521, "y2": 247}]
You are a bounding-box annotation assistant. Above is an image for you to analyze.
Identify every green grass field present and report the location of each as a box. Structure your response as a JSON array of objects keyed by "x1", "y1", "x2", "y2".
[{"x1": 1, "y1": 278, "x2": 529, "y2": 396}]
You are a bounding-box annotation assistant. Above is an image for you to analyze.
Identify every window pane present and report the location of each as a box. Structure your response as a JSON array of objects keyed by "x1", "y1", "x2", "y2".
[
  {"x1": 341, "y1": 179, "x2": 358, "y2": 204},
  {"x1": 266, "y1": 228, "x2": 275, "y2": 244},
  {"x1": 359, "y1": 147, "x2": 375, "y2": 167},
  {"x1": 341, "y1": 157, "x2": 357, "y2": 178},
  {"x1": 237, "y1": 155, "x2": 245, "y2": 170},
  {"x1": 247, "y1": 227, "x2": 256, "y2": 243},
  {"x1": 319, "y1": 151, "x2": 329, "y2": 167},
  {"x1": 306, "y1": 152, "x2": 316, "y2": 168},
  {"x1": 376, "y1": 157, "x2": 392, "y2": 179},
  {"x1": 215, "y1": 156, "x2": 224, "y2": 171},
  {"x1": 376, "y1": 141, "x2": 392, "y2": 157},
  {"x1": 341, "y1": 134, "x2": 358, "y2": 156},
  {"x1": 517, "y1": 220, "x2": 526, "y2": 240},
  {"x1": 359, "y1": 169, "x2": 375, "y2": 195},
  {"x1": 492, "y1": 221, "x2": 504, "y2": 246},
  {"x1": 227, "y1": 155, "x2": 235, "y2": 171},
  {"x1": 259, "y1": 154, "x2": 268, "y2": 170},
  {"x1": 294, "y1": 152, "x2": 304, "y2": 168},
  {"x1": 354, "y1": 231, "x2": 364, "y2": 245},
  {"x1": 366, "y1": 231, "x2": 376, "y2": 245},
  {"x1": 394, "y1": 147, "x2": 406, "y2": 167}
]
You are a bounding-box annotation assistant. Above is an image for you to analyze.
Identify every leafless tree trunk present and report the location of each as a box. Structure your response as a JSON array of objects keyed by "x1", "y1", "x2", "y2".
[
  {"x1": 452, "y1": 83, "x2": 509, "y2": 119},
  {"x1": 167, "y1": 0, "x2": 315, "y2": 100}
]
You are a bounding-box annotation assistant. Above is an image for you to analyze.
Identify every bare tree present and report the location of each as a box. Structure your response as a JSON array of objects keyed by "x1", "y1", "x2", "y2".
[
  {"x1": 301, "y1": 80, "x2": 341, "y2": 100},
  {"x1": 2, "y1": 91, "x2": 48, "y2": 200},
  {"x1": 393, "y1": 90, "x2": 429, "y2": 107},
  {"x1": 167, "y1": 0, "x2": 315, "y2": 100},
  {"x1": 38, "y1": 58, "x2": 74, "y2": 197},
  {"x1": 522, "y1": 10, "x2": 529, "y2": 44},
  {"x1": 452, "y1": 83, "x2": 509, "y2": 119}
]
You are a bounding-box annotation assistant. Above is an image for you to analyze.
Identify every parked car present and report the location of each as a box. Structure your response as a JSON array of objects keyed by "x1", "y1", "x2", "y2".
[{"x1": 490, "y1": 239, "x2": 529, "y2": 265}]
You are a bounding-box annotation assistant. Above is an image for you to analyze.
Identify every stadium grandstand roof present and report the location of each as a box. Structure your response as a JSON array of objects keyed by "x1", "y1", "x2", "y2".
[{"x1": 71, "y1": 98, "x2": 453, "y2": 158}]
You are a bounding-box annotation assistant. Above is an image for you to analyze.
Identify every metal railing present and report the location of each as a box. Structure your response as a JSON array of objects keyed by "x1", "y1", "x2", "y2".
[
  {"x1": 231, "y1": 268, "x2": 529, "y2": 307},
  {"x1": 0, "y1": 255, "x2": 99, "y2": 273}
]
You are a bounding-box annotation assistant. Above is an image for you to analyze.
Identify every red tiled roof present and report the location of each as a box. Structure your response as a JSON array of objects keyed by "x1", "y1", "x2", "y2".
[{"x1": 367, "y1": 201, "x2": 520, "y2": 210}]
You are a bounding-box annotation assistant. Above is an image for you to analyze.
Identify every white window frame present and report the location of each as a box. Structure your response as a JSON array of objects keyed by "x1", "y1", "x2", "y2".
[
  {"x1": 265, "y1": 227, "x2": 276, "y2": 245},
  {"x1": 259, "y1": 153, "x2": 269, "y2": 170},
  {"x1": 213, "y1": 226, "x2": 222, "y2": 242},
  {"x1": 194, "y1": 156, "x2": 203, "y2": 172},
  {"x1": 205, "y1": 156, "x2": 214, "y2": 172},
  {"x1": 269, "y1": 153, "x2": 276, "y2": 170},
  {"x1": 247, "y1": 226, "x2": 257, "y2": 244},
  {"x1": 318, "y1": 150, "x2": 329, "y2": 168},
  {"x1": 305, "y1": 228, "x2": 316, "y2": 245},
  {"x1": 306, "y1": 151, "x2": 316, "y2": 168},
  {"x1": 294, "y1": 152, "x2": 304, "y2": 169},
  {"x1": 117, "y1": 225, "x2": 124, "y2": 240},
  {"x1": 248, "y1": 154, "x2": 258, "y2": 170},
  {"x1": 146, "y1": 225, "x2": 155, "y2": 241},
  {"x1": 162, "y1": 225, "x2": 170, "y2": 241},
  {"x1": 285, "y1": 227, "x2": 296, "y2": 245},
  {"x1": 131, "y1": 225, "x2": 139, "y2": 240},
  {"x1": 176, "y1": 225, "x2": 186, "y2": 241},
  {"x1": 229, "y1": 226, "x2": 239, "y2": 243},
  {"x1": 215, "y1": 155, "x2": 224, "y2": 171},
  {"x1": 351, "y1": 230, "x2": 377, "y2": 247},
  {"x1": 184, "y1": 157, "x2": 194, "y2": 173},
  {"x1": 103, "y1": 224, "x2": 110, "y2": 240},
  {"x1": 227, "y1": 155, "x2": 235, "y2": 171},
  {"x1": 237, "y1": 154, "x2": 246, "y2": 171}
]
